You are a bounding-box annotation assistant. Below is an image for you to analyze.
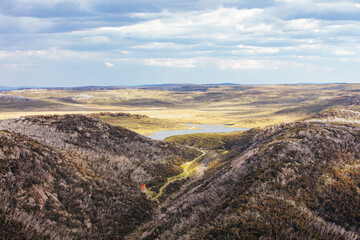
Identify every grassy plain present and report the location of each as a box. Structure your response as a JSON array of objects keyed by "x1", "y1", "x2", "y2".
[
  {"x1": 90, "y1": 112, "x2": 188, "y2": 135},
  {"x1": 1, "y1": 84, "x2": 359, "y2": 133}
]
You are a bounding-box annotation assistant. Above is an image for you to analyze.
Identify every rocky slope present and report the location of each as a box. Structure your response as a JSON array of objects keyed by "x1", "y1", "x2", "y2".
[
  {"x1": 129, "y1": 119, "x2": 360, "y2": 240},
  {"x1": 1, "y1": 113, "x2": 360, "y2": 239},
  {"x1": 0, "y1": 115, "x2": 198, "y2": 239}
]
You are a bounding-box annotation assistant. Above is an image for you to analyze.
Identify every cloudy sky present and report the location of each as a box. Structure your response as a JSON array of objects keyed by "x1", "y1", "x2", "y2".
[{"x1": 1, "y1": 0, "x2": 360, "y2": 87}]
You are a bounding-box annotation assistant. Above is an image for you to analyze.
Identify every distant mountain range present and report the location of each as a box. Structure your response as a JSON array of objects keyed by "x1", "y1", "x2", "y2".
[
  {"x1": 0, "y1": 86, "x2": 19, "y2": 91},
  {"x1": 0, "y1": 82, "x2": 351, "y2": 92},
  {"x1": 0, "y1": 86, "x2": 48, "y2": 92},
  {"x1": 0, "y1": 84, "x2": 236, "y2": 92}
]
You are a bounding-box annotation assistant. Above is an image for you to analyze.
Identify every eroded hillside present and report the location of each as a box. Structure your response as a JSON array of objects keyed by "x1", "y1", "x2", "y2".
[
  {"x1": 0, "y1": 115, "x2": 198, "y2": 239},
  {"x1": 1, "y1": 112, "x2": 360, "y2": 239},
  {"x1": 129, "y1": 118, "x2": 360, "y2": 240}
]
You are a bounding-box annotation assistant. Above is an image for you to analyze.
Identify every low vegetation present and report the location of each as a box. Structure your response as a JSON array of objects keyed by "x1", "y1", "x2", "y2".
[
  {"x1": 164, "y1": 129, "x2": 260, "y2": 150},
  {"x1": 128, "y1": 114, "x2": 360, "y2": 240},
  {"x1": 90, "y1": 112, "x2": 188, "y2": 135},
  {"x1": 2, "y1": 84, "x2": 360, "y2": 131},
  {"x1": 0, "y1": 115, "x2": 199, "y2": 239},
  {"x1": 1, "y1": 84, "x2": 360, "y2": 239},
  {"x1": 0, "y1": 94, "x2": 59, "y2": 110}
]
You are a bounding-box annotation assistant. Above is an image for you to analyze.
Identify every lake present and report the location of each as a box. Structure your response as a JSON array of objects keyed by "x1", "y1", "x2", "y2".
[{"x1": 147, "y1": 124, "x2": 248, "y2": 140}]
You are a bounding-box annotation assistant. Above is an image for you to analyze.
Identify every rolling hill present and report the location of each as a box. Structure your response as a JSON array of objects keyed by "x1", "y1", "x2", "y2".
[
  {"x1": 1, "y1": 111, "x2": 360, "y2": 239},
  {"x1": 129, "y1": 113, "x2": 360, "y2": 239},
  {"x1": 0, "y1": 115, "x2": 198, "y2": 239}
]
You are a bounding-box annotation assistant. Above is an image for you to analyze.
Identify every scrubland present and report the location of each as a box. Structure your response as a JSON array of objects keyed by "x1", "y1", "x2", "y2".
[
  {"x1": 1, "y1": 84, "x2": 359, "y2": 132},
  {"x1": 1, "y1": 84, "x2": 360, "y2": 239}
]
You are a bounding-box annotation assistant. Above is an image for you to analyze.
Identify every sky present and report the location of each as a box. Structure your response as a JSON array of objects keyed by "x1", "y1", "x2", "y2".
[{"x1": 1, "y1": 0, "x2": 360, "y2": 87}]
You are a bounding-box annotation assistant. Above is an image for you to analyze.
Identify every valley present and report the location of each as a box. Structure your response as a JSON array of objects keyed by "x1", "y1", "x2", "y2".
[
  {"x1": 3, "y1": 0, "x2": 360, "y2": 238},
  {"x1": 1, "y1": 83, "x2": 360, "y2": 239},
  {"x1": 150, "y1": 148, "x2": 206, "y2": 201}
]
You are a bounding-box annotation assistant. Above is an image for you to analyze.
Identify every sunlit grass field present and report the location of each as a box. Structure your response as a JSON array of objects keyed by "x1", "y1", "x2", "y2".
[{"x1": 1, "y1": 83, "x2": 359, "y2": 133}]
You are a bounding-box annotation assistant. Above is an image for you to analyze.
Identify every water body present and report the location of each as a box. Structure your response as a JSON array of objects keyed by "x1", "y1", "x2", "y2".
[{"x1": 147, "y1": 124, "x2": 248, "y2": 140}]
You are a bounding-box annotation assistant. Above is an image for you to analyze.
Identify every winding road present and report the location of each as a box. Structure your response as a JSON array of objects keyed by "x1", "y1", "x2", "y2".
[{"x1": 151, "y1": 149, "x2": 205, "y2": 201}]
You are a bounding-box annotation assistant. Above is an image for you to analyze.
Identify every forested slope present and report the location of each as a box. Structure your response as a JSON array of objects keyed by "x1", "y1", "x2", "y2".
[
  {"x1": 0, "y1": 115, "x2": 198, "y2": 239},
  {"x1": 130, "y1": 120, "x2": 360, "y2": 240},
  {"x1": 1, "y1": 113, "x2": 360, "y2": 239}
]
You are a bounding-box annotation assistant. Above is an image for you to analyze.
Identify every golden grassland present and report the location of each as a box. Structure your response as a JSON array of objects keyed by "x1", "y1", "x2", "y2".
[
  {"x1": 1, "y1": 83, "x2": 359, "y2": 133},
  {"x1": 89, "y1": 112, "x2": 188, "y2": 135}
]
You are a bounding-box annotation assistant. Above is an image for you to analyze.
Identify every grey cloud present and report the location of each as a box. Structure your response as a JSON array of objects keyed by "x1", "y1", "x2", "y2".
[
  {"x1": 1, "y1": 0, "x2": 275, "y2": 18},
  {"x1": 269, "y1": 0, "x2": 360, "y2": 21},
  {"x1": 1, "y1": 0, "x2": 360, "y2": 78}
]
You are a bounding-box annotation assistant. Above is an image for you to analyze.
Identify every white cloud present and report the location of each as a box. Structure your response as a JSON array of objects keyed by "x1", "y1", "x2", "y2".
[
  {"x1": 218, "y1": 59, "x2": 279, "y2": 70},
  {"x1": 5, "y1": 63, "x2": 33, "y2": 71},
  {"x1": 129, "y1": 10, "x2": 174, "y2": 19},
  {"x1": 104, "y1": 61, "x2": 115, "y2": 67},
  {"x1": 10, "y1": 0, "x2": 98, "y2": 12},
  {"x1": 272, "y1": 0, "x2": 360, "y2": 16},
  {"x1": 334, "y1": 49, "x2": 355, "y2": 56},
  {"x1": 26, "y1": 48, "x2": 94, "y2": 59},
  {"x1": 18, "y1": 17, "x2": 54, "y2": 33},
  {"x1": 5, "y1": 5, "x2": 358, "y2": 62},
  {"x1": 132, "y1": 42, "x2": 193, "y2": 49},
  {"x1": 119, "y1": 50, "x2": 130, "y2": 54},
  {"x1": 2, "y1": 2, "x2": 360, "y2": 81},
  {"x1": 75, "y1": 8, "x2": 267, "y2": 41},
  {"x1": 65, "y1": 5, "x2": 360, "y2": 58},
  {"x1": 0, "y1": 48, "x2": 102, "y2": 60},
  {"x1": 285, "y1": 19, "x2": 319, "y2": 31},
  {"x1": 0, "y1": 51, "x2": 9, "y2": 59},
  {"x1": 82, "y1": 36, "x2": 111, "y2": 44},
  {"x1": 144, "y1": 58, "x2": 198, "y2": 68},
  {"x1": 236, "y1": 45, "x2": 280, "y2": 54},
  {"x1": 217, "y1": 58, "x2": 311, "y2": 70},
  {"x1": 108, "y1": 57, "x2": 308, "y2": 71},
  {"x1": 0, "y1": 13, "x2": 54, "y2": 33}
]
